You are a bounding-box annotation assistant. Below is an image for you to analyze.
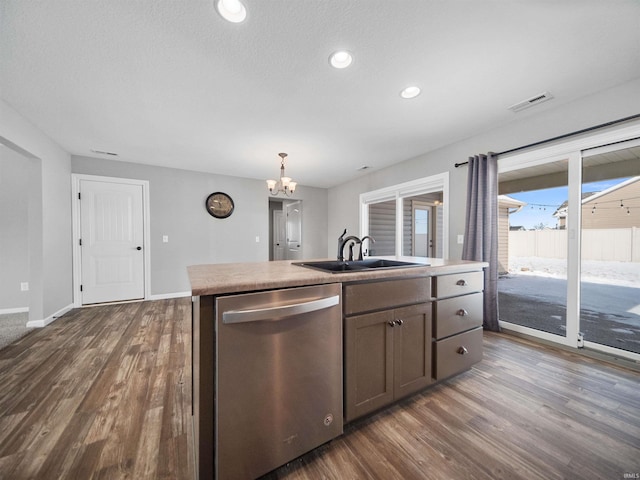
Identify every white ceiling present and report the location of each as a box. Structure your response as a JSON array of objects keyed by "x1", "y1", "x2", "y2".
[{"x1": 1, "y1": 0, "x2": 640, "y2": 188}]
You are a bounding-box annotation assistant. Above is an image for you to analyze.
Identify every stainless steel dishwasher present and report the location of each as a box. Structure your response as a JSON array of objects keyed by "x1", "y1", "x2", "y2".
[{"x1": 216, "y1": 283, "x2": 343, "y2": 480}]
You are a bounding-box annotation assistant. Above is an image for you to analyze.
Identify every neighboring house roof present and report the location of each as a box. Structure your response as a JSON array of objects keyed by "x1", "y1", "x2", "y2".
[
  {"x1": 553, "y1": 192, "x2": 598, "y2": 218},
  {"x1": 553, "y1": 176, "x2": 640, "y2": 218},
  {"x1": 509, "y1": 225, "x2": 526, "y2": 231},
  {"x1": 498, "y1": 194, "x2": 527, "y2": 213},
  {"x1": 582, "y1": 176, "x2": 640, "y2": 204}
]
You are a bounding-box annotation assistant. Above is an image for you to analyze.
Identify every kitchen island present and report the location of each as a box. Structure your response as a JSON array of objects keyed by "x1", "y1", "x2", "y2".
[{"x1": 188, "y1": 257, "x2": 487, "y2": 480}]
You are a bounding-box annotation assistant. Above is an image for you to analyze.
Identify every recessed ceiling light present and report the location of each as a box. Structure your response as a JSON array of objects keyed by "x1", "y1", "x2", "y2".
[
  {"x1": 400, "y1": 86, "x2": 421, "y2": 99},
  {"x1": 329, "y1": 50, "x2": 353, "y2": 69},
  {"x1": 215, "y1": 0, "x2": 247, "y2": 23}
]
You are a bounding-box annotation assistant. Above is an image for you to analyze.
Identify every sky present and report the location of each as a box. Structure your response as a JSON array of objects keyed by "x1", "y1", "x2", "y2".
[{"x1": 507, "y1": 178, "x2": 629, "y2": 230}]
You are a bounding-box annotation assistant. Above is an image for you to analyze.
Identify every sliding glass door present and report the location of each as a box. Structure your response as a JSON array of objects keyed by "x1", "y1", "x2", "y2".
[
  {"x1": 580, "y1": 142, "x2": 640, "y2": 355},
  {"x1": 497, "y1": 123, "x2": 640, "y2": 361},
  {"x1": 497, "y1": 159, "x2": 570, "y2": 340}
]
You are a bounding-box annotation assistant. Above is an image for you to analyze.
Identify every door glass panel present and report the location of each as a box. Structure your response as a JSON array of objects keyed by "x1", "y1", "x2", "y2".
[
  {"x1": 580, "y1": 143, "x2": 640, "y2": 354},
  {"x1": 401, "y1": 193, "x2": 443, "y2": 257},
  {"x1": 498, "y1": 159, "x2": 569, "y2": 336},
  {"x1": 368, "y1": 200, "x2": 396, "y2": 256}
]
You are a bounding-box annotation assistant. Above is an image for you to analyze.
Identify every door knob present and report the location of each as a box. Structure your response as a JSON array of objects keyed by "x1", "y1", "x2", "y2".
[{"x1": 136, "y1": 246, "x2": 142, "y2": 250}]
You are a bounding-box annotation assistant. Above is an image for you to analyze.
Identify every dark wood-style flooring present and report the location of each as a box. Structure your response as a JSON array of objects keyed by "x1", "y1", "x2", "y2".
[{"x1": 0, "y1": 298, "x2": 638, "y2": 479}]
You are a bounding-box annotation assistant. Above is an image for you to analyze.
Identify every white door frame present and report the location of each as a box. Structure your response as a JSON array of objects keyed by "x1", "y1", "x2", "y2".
[{"x1": 71, "y1": 174, "x2": 151, "y2": 307}]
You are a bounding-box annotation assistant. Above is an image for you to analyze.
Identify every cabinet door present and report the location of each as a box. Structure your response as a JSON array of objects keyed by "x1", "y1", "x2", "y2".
[
  {"x1": 393, "y1": 303, "x2": 433, "y2": 400},
  {"x1": 344, "y1": 310, "x2": 394, "y2": 422}
]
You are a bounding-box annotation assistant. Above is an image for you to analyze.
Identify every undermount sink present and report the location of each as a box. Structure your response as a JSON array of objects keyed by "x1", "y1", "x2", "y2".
[{"x1": 293, "y1": 259, "x2": 427, "y2": 273}]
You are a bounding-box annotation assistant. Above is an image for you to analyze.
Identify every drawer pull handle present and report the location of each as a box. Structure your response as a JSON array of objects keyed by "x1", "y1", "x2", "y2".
[
  {"x1": 395, "y1": 319, "x2": 404, "y2": 326},
  {"x1": 456, "y1": 279, "x2": 468, "y2": 286},
  {"x1": 457, "y1": 346, "x2": 469, "y2": 355},
  {"x1": 388, "y1": 321, "x2": 396, "y2": 328},
  {"x1": 456, "y1": 309, "x2": 469, "y2": 316}
]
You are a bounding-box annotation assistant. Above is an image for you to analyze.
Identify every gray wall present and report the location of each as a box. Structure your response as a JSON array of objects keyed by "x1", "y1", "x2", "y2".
[
  {"x1": 0, "y1": 146, "x2": 30, "y2": 310},
  {"x1": 327, "y1": 78, "x2": 640, "y2": 259},
  {"x1": 0, "y1": 98, "x2": 73, "y2": 322},
  {"x1": 71, "y1": 156, "x2": 328, "y2": 295}
]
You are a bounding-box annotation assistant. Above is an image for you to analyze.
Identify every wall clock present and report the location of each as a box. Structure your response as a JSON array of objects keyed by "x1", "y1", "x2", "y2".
[{"x1": 206, "y1": 192, "x2": 234, "y2": 219}]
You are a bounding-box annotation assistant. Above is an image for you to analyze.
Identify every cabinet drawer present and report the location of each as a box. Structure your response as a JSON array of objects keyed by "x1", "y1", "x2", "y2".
[
  {"x1": 434, "y1": 292, "x2": 483, "y2": 339},
  {"x1": 344, "y1": 277, "x2": 430, "y2": 316},
  {"x1": 433, "y1": 271, "x2": 483, "y2": 299},
  {"x1": 434, "y1": 327, "x2": 482, "y2": 380}
]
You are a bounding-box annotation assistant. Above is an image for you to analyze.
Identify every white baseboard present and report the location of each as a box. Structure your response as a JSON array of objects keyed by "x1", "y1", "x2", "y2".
[
  {"x1": 148, "y1": 291, "x2": 192, "y2": 301},
  {"x1": 0, "y1": 307, "x2": 29, "y2": 315},
  {"x1": 26, "y1": 303, "x2": 74, "y2": 328}
]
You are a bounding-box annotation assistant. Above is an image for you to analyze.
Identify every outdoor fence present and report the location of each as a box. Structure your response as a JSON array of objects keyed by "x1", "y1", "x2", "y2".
[{"x1": 509, "y1": 227, "x2": 640, "y2": 262}]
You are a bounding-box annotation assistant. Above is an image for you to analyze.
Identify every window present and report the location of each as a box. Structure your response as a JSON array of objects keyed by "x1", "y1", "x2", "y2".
[{"x1": 360, "y1": 173, "x2": 449, "y2": 259}]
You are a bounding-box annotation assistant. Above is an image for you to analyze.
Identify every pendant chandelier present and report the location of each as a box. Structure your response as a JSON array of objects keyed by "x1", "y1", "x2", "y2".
[{"x1": 266, "y1": 152, "x2": 297, "y2": 196}]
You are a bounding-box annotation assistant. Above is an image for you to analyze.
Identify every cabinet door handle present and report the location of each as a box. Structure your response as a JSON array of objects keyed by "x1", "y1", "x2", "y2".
[
  {"x1": 456, "y1": 279, "x2": 468, "y2": 286},
  {"x1": 395, "y1": 319, "x2": 404, "y2": 326},
  {"x1": 388, "y1": 321, "x2": 396, "y2": 327},
  {"x1": 456, "y1": 309, "x2": 469, "y2": 316},
  {"x1": 457, "y1": 346, "x2": 469, "y2": 355}
]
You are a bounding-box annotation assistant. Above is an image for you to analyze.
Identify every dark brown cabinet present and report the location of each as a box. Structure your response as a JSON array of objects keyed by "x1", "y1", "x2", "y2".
[
  {"x1": 432, "y1": 272, "x2": 484, "y2": 380},
  {"x1": 344, "y1": 278, "x2": 432, "y2": 422},
  {"x1": 343, "y1": 269, "x2": 485, "y2": 423}
]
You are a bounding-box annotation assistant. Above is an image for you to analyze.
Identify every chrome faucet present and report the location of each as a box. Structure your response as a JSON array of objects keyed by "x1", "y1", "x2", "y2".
[{"x1": 358, "y1": 235, "x2": 376, "y2": 260}]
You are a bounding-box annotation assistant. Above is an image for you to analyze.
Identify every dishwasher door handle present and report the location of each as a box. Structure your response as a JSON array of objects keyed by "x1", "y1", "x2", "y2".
[{"x1": 222, "y1": 295, "x2": 340, "y2": 324}]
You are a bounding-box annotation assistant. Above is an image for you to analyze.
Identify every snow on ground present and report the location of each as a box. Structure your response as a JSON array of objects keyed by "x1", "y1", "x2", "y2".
[{"x1": 508, "y1": 256, "x2": 640, "y2": 288}]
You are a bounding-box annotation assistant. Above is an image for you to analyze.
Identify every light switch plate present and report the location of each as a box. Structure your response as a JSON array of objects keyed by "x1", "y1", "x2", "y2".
[
  {"x1": 457, "y1": 234, "x2": 464, "y2": 244},
  {"x1": 162, "y1": 235, "x2": 168, "y2": 243},
  {"x1": 20, "y1": 282, "x2": 29, "y2": 291}
]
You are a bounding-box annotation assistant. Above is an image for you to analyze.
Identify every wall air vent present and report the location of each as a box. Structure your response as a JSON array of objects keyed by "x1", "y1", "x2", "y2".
[
  {"x1": 508, "y1": 91, "x2": 554, "y2": 113},
  {"x1": 90, "y1": 149, "x2": 119, "y2": 156}
]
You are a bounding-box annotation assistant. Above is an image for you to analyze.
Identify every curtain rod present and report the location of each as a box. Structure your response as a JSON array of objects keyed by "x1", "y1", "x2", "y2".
[{"x1": 454, "y1": 113, "x2": 640, "y2": 168}]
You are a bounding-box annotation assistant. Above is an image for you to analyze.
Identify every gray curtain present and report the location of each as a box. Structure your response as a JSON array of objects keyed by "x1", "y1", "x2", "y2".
[{"x1": 462, "y1": 153, "x2": 499, "y2": 332}]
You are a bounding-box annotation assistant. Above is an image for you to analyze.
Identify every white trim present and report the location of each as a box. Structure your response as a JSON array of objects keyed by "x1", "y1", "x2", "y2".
[
  {"x1": 359, "y1": 172, "x2": 450, "y2": 258},
  {"x1": 0, "y1": 307, "x2": 29, "y2": 315},
  {"x1": 498, "y1": 122, "x2": 640, "y2": 173},
  {"x1": 148, "y1": 291, "x2": 192, "y2": 301},
  {"x1": 71, "y1": 174, "x2": 151, "y2": 307},
  {"x1": 583, "y1": 340, "x2": 640, "y2": 363},
  {"x1": 26, "y1": 303, "x2": 73, "y2": 328},
  {"x1": 500, "y1": 321, "x2": 574, "y2": 348}
]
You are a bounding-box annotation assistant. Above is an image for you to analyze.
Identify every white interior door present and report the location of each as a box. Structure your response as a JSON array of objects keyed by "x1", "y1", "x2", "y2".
[
  {"x1": 285, "y1": 201, "x2": 302, "y2": 260},
  {"x1": 273, "y1": 210, "x2": 285, "y2": 260},
  {"x1": 79, "y1": 179, "x2": 145, "y2": 304}
]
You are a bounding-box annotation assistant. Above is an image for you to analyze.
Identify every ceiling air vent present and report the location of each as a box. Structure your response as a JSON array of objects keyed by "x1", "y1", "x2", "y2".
[
  {"x1": 508, "y1": 91, "x2": 554, "y2": 113},
  {"x1": 90, "y1": 149, "x2": 119, "y2": 156}
]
